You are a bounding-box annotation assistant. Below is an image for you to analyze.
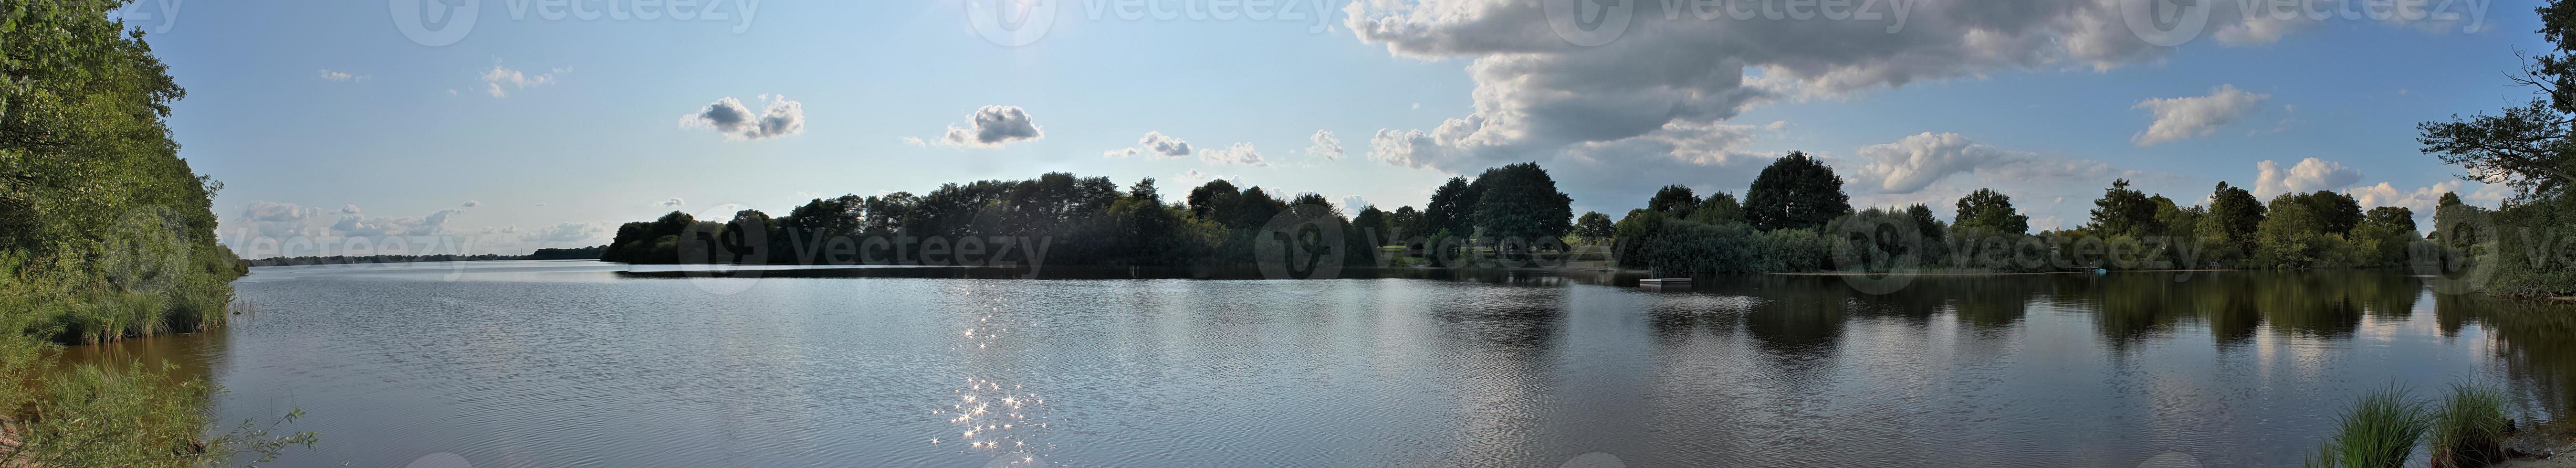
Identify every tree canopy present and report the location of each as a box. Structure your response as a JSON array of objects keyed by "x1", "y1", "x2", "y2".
[{"x1": 1743, "y1": 151, "x2": 1851, "y2": 231}]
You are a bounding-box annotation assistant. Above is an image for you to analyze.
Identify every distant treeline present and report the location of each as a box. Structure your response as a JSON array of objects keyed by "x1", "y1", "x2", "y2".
[
  {"x1": 599, "y1": 162, "x2": 1578, "y2": 270},
  {"x1": 241, "y1": 245, "x2": 603, "y2": 267}
]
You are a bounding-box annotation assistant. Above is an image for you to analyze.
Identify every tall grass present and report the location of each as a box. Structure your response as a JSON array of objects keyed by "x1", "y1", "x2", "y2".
[
  {"x1": 2430, "y1": 383, "x2": 2513, "y2": 468},
  {"x1": 2307, "y1": 387, "x2": 2429, "y2": 468}
]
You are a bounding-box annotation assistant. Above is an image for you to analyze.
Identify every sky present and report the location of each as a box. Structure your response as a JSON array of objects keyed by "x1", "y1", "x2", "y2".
[{"x1": 136, "y1": 0, "x2": 2549, "y2": 257}]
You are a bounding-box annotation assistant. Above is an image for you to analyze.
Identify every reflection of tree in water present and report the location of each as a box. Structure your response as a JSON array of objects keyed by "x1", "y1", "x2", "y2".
[
  {"x1": 1725, "y1": 276, "x2": 1851, "y2": 383},
  {"x1": 2436, "y1": 296, "x2": 2576, "y2": 426}
]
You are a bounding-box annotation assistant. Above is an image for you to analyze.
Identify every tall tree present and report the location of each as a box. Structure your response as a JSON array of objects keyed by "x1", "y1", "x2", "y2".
[
  {"x1": 1687, "y1": 192, "x2": 1745, "y2": 225},
  {"x1": 1423, "y1": 177, "x2": 1476, "y2": 236},
  {"x1": 1952, "y1": 188, "x2": 2029, "y2": 235},
  {"x1": 1573, "y1": 212, "x2": 1615, "y2": 243},
  {"x1": 2202, "y1": 181, "x2": 2267, "y2": 251},
  {"x1": 1743, "y1": 151, "x2": 1851, "y2": 231},
  {"x1": 1647, "y1": 184, "x2": 1701, "y2": 218},
  {"x1": 2086, "y1": 179, "x2": 2164, "y2": 237},
  {"x1": 1470, "y1": 162, "x2": 1575, "y2": 242},
  {"x1": 2296, "y1": 190, "x2": 2364, "y2": 234}
]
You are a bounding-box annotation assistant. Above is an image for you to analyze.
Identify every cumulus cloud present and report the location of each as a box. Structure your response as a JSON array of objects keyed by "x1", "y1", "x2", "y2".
[
  {"x1": 937, "y1": 105, "x2": 1043, "y2": 148},
  {"x1": 1176, "y1": 169, "x2": 1242, "y2": 187},
  {"x1": 655, "y1": 197, "x2": 686, "y2": 208},
  {"x1": 480, "y1": 64, "x2": 566, "y2": 98},
  {"x1": 1107, "y1": 131, "x2": 1194, "y2": 159},
  {"x1": 681, "y1": 96, "x2": 806, "y2": 140},
  {"x1": 2132, "y1": 85, "x2": 2269, "y2": 147},
  {"x1": 1340, "y1": 195, "x2": 1370, "y2": 215},
  {"x1": 319, "y1": 69, "x2": 367, "y2": 82},
  {"x1": 1846, "y1": 133, "x2": 2031, "y2": 194},
  {"x1": 1330, "y1": 0, "x2": 2397, "y2": 205},
  {"x1": 461, "y1": 200, "x2": 481, "y2": 207},
  {"x1": 523, "y1": 222, "x2": 607, "y2": 244},
  {"x1": 2253, "y1": 158, "x2": 2364, "y2": 198},
  {"x1": 1200, "y1": 142, "x2": 1269, "y2": 167},
  {"x1": 1307, "y1": 130, "x2": 1346, "y2": 160}
]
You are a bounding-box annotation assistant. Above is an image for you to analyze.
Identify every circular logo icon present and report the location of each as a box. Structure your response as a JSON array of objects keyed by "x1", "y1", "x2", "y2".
[
  {"x1": 390, "y1": 0, "x2": 479, "y2": 47},
  {"x1": 1544, "y1": 0, "x2": 1635, "y2": 47},
  {"x1": 101, "y1": 205, "x2": 194, "y2": 295},
  {"x1": 677, "y1": 203, "x2": 767, "y2": 296},
  {"x1": 2411, "y1": 208, "x2": 2498, "y2": 296},
  {"x1": 967, "y1": 0, "x2": 1057, "y2": 47},
  {"x1": 1254, "y1": 203, "x2": 1347, "y2": 280},
  {"x1": 1829, "y1": 214, "x2": 1923, "y2": 295},
  {"x1": 2120, "y1": 0, "x2": 2211, "y2": 47}
]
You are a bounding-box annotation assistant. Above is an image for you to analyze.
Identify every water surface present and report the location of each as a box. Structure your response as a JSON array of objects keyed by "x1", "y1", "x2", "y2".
[{"x1": 67, "y1": 261, "x2": 2576, "y2": 467}]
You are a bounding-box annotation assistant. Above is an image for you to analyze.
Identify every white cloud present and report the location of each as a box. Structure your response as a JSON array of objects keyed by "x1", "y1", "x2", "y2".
[
  {"x1": 1200, "y1": 142, "x2": 1269, "y2": 167},
  {"x1": 655, "y1": 197, "x2": 686, "y2": 208},
  {"x1": 2132, "y1": 85, "x2": 2269, "y2": 147},
  {"x1": 461, "y1": 200, "x2": 481, "y2": 207},
  {"x1": 1107, "y1": 131, "x2": 1193, "y2": 159},
  {"x1": 681, "y1": 96, "x2": 806, "y2": 140},
  {"x1": 1307, "y1": 130, "x2": 1346, "y2": 160},
  {"x1": 1176, "y1": 169, "x2": 1242, "y2": 187},
  {"x1": 937, "y1": 105, "x2": 1043, "y2": 148},
  {"x1": 1340, "y1": 195, "x2": 1370, "y2": 216},
  {"x1": 480, "y1": 64, "x2": 566, "y2": 98},
  {"x1": 1846, "y1": 132, "x2": 2037, "y2": 194},
  {"x1": 319, "y1": 69, "x2": 367, "y2": 82},
  {"x1": 2253, "y1": 158, "x2": 2364, "y2": 198},
  {"x1": 523, "y1": 222, "x2": 608, "y2": 244}
]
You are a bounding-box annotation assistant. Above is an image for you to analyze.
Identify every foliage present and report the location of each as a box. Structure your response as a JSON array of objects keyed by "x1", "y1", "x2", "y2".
[
  {"x1": 2086, "y1": 179, "x2": 2165, "y2": 237},
  {"x1": 1743, "y1": 151, "x2": 1851, "y2": 232},
  {"x1": 2415, "y1": 0, "x2": 2576, "y2": 297},
  {"x1": 2429, "y1": 383, "x2": 2512, "y2": 468},
  {"x1": 0, "y1": 5, "x2": 317, "y2": 464},
  {"x1": 1468, "y1": 162, "x2": 1574, "y2": 244},
  {"x1": 1953, "y1": 188, "x2": 2028, "y2": 235},
  {"x1": 1572, "y1": 212, "x2": 1614, "y2": 244},
  {"x1": 2305, "y1": 387, "x2": 2430, "y2": 468}
]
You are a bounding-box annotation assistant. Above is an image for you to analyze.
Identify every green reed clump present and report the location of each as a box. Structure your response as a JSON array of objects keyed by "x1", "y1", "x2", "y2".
[
  {"x1": 0, "y1": 361, "x2": 318, "y2": 468},
  {"x1": 2430, "y1": 383, "x2": 2513, "y2": 468},
  {"x1": 2307, "y1": 387, "x2": 2430, "y2": 468}
]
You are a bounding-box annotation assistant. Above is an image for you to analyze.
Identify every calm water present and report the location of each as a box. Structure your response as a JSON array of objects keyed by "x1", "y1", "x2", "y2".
[{"x1": 61, "y1": 261, "x2": 2576, "y2": 468}]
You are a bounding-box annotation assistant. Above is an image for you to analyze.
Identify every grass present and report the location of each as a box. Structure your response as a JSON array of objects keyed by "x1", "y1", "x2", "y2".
[
  {"x1": 2430, "y1": 383, "x2": 2513, "y2": 468},
  {"x1": 2308, "y1": 387, "x2": 2429, "y2": 468},
  {"x1": 2306, "y1": 383, "x2": 2522, "y2": 468}
]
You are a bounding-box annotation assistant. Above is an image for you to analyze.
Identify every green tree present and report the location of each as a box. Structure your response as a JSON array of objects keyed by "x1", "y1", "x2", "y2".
[
  {"x1": 2202, "y1": 181, "x2": 2268, "y2": 258},
  {"x1": 2300, "y1": 191, "x2": 2364, "y2": 235},
  {"x1": 2255, "y1": 194, "x2": 2327, "y2": 267},
  {"x1": 1647, "y1": 185, "x2": 1700, "y2": 218},
  {"x1": 1470, "y1": 162, "x2": 1575, "y2": 243},
  {"x1": 1424, "y1": 177, "x2": 1476, "y2": 237},
  {"x1": 1952, "y1": 188, "x2": 2029, "y2": 235},
  {"x1": 2087, "y1": 179, "x2": 2165, "y2": 237},
  {"x1": 1573, "y1": 212, "x2": 1615, "y2": 243},
  {"x1": 1687, "y1": 192, "x2": 1746, "y2": 225},
  {"x1": 1743, "y1": 151, "x2": 1851, "y2": 231}
]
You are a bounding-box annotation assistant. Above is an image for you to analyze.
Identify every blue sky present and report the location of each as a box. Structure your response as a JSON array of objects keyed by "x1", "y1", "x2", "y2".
[{"x1": 143, "y1": 0, "x2": 2546, "y2": 256}]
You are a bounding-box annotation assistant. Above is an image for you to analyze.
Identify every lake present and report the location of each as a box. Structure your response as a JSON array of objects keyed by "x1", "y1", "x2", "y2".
[{"x1": 61, "y1": 261, "x2": 2576, "y2": 468}]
